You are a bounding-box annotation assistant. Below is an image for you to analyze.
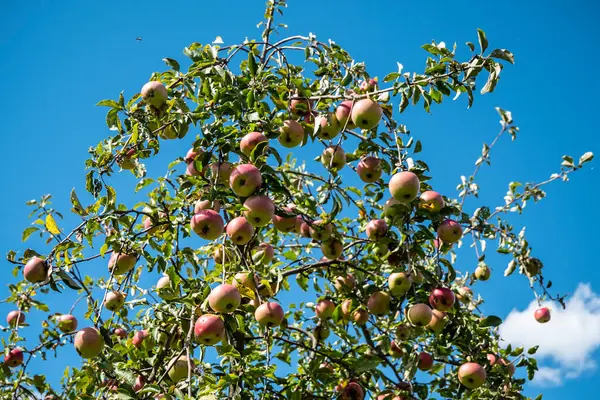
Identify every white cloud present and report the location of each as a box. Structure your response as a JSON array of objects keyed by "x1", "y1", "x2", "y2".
[{"x1": 499, "y1": 283, "x2": 600, "y2": 386}]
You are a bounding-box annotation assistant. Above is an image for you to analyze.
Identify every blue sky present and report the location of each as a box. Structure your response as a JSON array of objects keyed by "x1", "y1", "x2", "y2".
[{"x1": 1, "y1": 0, "x2": 599, "y2": 398}]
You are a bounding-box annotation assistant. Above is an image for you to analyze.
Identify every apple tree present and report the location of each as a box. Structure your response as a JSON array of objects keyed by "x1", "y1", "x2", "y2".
[{"x1": 1, "y1": 1, "x2": 594, "y2": 399}]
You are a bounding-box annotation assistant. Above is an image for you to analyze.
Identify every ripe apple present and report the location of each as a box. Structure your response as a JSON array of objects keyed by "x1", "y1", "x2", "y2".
[
  {"x1": 389, "y1": 171, "x2": 420, "y2": 203},
  {"x1": 141, "y1": 81, "x2": 168, "y2": 108},
  {"x1": 417, "y1": 352, "x2": 434, "y2": 371},
  {"x1": 357, "y1": 156, "x2": 383, "y2": 182},
  {"x1": 474, "y1": 265, "x2": 491, "y2": 281},
  {"x1": 255, "y1": 302, "x2": 284, "y2": 327},
  {"x1": 57, "y1": 314, "x2": 78, "y2": 333},
  {"x1": 133, "y1": 375, "x2": 145, "y2": 392},
  {"x1": 419, "y1": 191, "x2": 444, "y2": 212},
  {"x1": 383, "y1": 197, "x2": 411, "y2": 217},
  {"x1": 278, "y1": 119, "x2": 305, "y2": 148},
  {"x1": 334, "y1": 274, "x2": 356, "y2": 292},
  {"x1": 272, "y1": 207, "x2": 297, "y2": 232},
  {"x1": 335, "y1": 100, "x2": 356, "y2": 130},
  {"x1": 321, "y1": 146, "x2": 346, "y2": 170},
  {"x1": 340, "y1": 299, "x2": 353, "y2": 321},
  {"x1": 321, "y1": 239, "x2": 343, "y2": 260},
  {"x1": 388, "y1": 272, "x2": 412, "y2": 297},
  {"x1": 104, "y1": 291, "x2": 125, "y2": 312},
  {"x1": 309, "y1": 220, "x2": 333, "y2": 241},
  {"x1": 366, "y1": 219, "x2": 388, "y2": 240},
  {"x1": 4, "y1": 348, "x2": 23, "y2": 368},
  {"x1": 313, "y1": 324, "x2": 330, "y2": 341},
  {"x1": 194, "y1": 199, "x2": 221, "y2": 214},
  {"x1": 290, "y1": 96, "x2": 313, "y2": 117},
  {"x1": 316, "y1": 299, "x2": 336, "y2": 320},
  {"x1": 457, "y1": 286, "x2": 473, "y2": 303},
  {"x1": 167, "y1": 355, "x2": 191, "y2": 382},
  {"x1": 360, "y1": 78, "x2": 378, "y2": 91},
  {"x1": 113, "y1": 328, "x2": 127, "y2": 339},
  {"x1": 240, "y1": 131, "x2": 269, "y2": 157},
  {"x1": 108, "y1": 252, "x2": 137, "y2": 276},
  {"x1": 232, "y1": 272, "x2": 259, "y2": 291},
  {"x1": 190, "y1": 210, "x2": 225, "y2": 240},
  {"x1": 390, "y1": 340, "x2": 404, "y2": 358},
  {"x1": 458, "y1": 362, "x2": 486, "y2": 389},
  {"x1": 184, "y1": 147, "x2": 205, "y2": 176},
  {"x1": 194, "y1": 314, "x2": 225, "y2": 345},
  {"x1": 74, "y1": 327, "x2": 104, "y2": 358},
  {"x1": 395, "y1": 323, "x2": 412, "y2": 340},
  {"x1": 534, "y1": 307, "x2": 551, "y2": 323},
  {"x1": 209, "y1": 161, "x2": 234, "y2": 184},
  {"x1": 426, "y1": 309, "x2": 447, "y2": 334},
  {"x1": 341, "y1": 381, "x2": 364, "y2": 400},
  {"x1": 315, "y1": 113, "x2": 341, "y2": 140},
  {"x1": 212, "y1": 244, "x2": 229, "y2": 265},
  {"x1": 6, "y1": 310, "x2": 25, "y2": 327},
  {"x1": 353, "y1": 309, "x2": 369, "y2": 325},
  {"x1": 367, "y1": 291, "x2": 391, "y2": 316},
  {"x1": 229, "y1": 164, "x2": 263, "y2": 197},
  {"x1": 243, "y1": 195, "x2": 275, "y2": 227},
  {"x1": 407, "y1": 303, "x2": 433, "y2": 326},
  {"x1": 428, "y1": 287, "x2": 455, "y2": 311},
  {"x1": 143, "y1": 212, "x2": 168, "y2": 235},
  {"x1": 132, "y1": 329, "x2": 149, "y2": 348},
  {"x1": 226, "y1": 216, "x2": 255, "y2": 245},
  {"x1": 351, "y1": 98, "x2": 382, "y2": 130},
  {"x1": 208, "y1": 284, "x2": 241, "y2": 313},
  {"x1": 23, "y1": 256, "x2": 48, "y2": 283},
  {"x1": 437, "y1": 219, "x2": 463, "y2": 243},
  {"x1": 156, "y1": 275, "x2": 178, "y2": 300},
  {"x1": 252, "y1": 242, "x2": 275, "y2": 264}
]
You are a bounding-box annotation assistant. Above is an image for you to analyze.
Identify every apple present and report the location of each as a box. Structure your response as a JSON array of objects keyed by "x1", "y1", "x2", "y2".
[
  {"x1": 534, "y1": 307, "x2": 551, "y2": 323},
  {"x1": 194, "y1": 199, "x2": 221, "y2": 214},
  {"x1": 417, "y1": 352, "x2": 434, "y2": 371},
  {"x1": 383, "y1": 197, "x2": 411, "y2": 217},
  {"x1": 113, "y1": 327, "x2": 127, "y2": 339},
  {"x1": 457, "y1": 286, "x2": 473, "y2": 303},
  {"x1": 308, "y1": 220, "x2": 333, "y2": 242},
  {"x1": 313, "y1": 324, "x2": 330, "y2": 341},
  {"x1": 390, "y1": 340, "x2": 404, "y2": 358},
  {"x1": 132, "y1": 329, "x2": 150, "y2": 348},
  {"x1": 133, "y1": 375, "x2": 145, "y2": 392},
  {"x1": 407, "y1": 303, "x2": 433, "y2": 326},
  {"x1": 209, "y1": 161, "x2": 234, "y2": 184},
  {"x1": 255, "y1": 302, "x2": 284, "y2": 327},
  {"x1": 232, "y1": 272, "x2": 259, "y2": 292},
  {"x1": 334, "y1": 274, "x2": 356, "y2": 292},
  {"x1": 315, "y1": 113, "x2": 341, "y2": 140},
  {"x1": 335, "y1": 100, "x2": 356, "y2": 130},
  {"x1": 388, "y1": 272, "x2": 412, "y2": 297},
  {"x1": 190, "y1": 210, "x2": 225, "y2": 240},
  {"x1": 360, "y1": 78, "x2": 378, "y2": 92},
  {"x1": 184, "y1": 147, "x2": 205, "y2": 176},
  {"x1": 74, "y1": 327, "x2": 104, "y2": 358},
  {"x1": 161, "y1": 119, "x2": 188, "y2": 140},
  {"x1": 353, "y1": 309, "x2": 369, "y2": 325},
  {"x1": 290, "y1": 96, "x2": 313, "y2": 118},
  {"x1": 367, "y1": 291, "x2": 391, "y2": 316},
  {"x1": 321, "y1": 239, "x2": 343, "y2": 260},
  {"x1": 426, "y1": 309, "x2": 447, "y2": 334},
  {"x1": 167, "y1": 356, "x2": 191, "y2": 382},
  {"x1": 156, "y1": 275, "x2": 178, "y2": 300},
  {"x1": 366, "y1": 219, "x2": 388, "y2": 240},
  {"x1": 252, "y1": 242, "x2": 275, "y2": 264},
  {"x1": 395, "y1": 323, "x2": 412, "y2": 340},
  {"x1": 351, "y1": 98, "x2": 382, "y2": 130},
  {"x1": 341, "y1": 382, "x2": 364, "y2": 400},
  {"x1": 4, "y1": 348, "x2": 24, "y2": 367},
  {"x1": 474, "y1": 265, "x2": 491, "y2": 281},
  {"x1": 141, "y1": 81, "x2": 168, "y2": 108},
  {"x1": 212, "y1": 244, "x2": 229, "y2": 265},
  {"x1": 389, "y1": 171, "x2": 420, "y2": 203},
  {"x1": 278, "y1": 120, "x2": 305, "y2": 148},
  {"x1": 272, "y1": 207, "x2": 297, "y2": 232},
  {"x1": 240, "y1": 131, "x2": 269, "y2": 157},
  {"x1": 419, "y1": 191, "x2": 444, "y2": 212},
  {"x1": 340, "y1": 299, "x2": 353, "y2": 321},
  {"x1": 243, "y1": 195, "x2": 275, "y2": 227},
  {"x1": 229, "y1": 164, "x2": 263, "y2": 197},
  {"x1": 321, "y1": 146, "x2": 346, "y2": 170},
  {"x1": 376, "y1": 391, "x2": 403, "y2": 400},
  {"x1": 226, "y1": 216, "x2": 255, "y2": 245},
  {"x1": 437, "y1": 219, "x2": 463, "y2": 243},
  {"x1": 104, "y1": 291, "x2": 125, "y2": 311},
  {"x1": 57, "y1": 314, "x2": 78, "y2": 333},
  {"x1": 316, "y1": 299, "x2": 336, "y2": 320},
  {"x1": 108, "y1": 252, "x2": 137, "y2": 276},
  {"x1": 6, "y1": 310, "x2": 25, "y2": 327},
  {"x1": 458, "y1": 362, "x2": 486, "y2": 389},
  {"x1": 208, "y1": 284, "x2": 241, "y2": 313},
  {"x1": 143, "y1": 211, "x2": 168, "y2": 235},
  {"x1": 23, "y1": 256, "x2": 48, "y2": 283},
  {"x1": 194, "y1": 314, "x2": 225, "y2": 345},
  {"x1": 357, "y1": 156, "x2": 383, "y2": 183},
  {"x1": 428, "y1": 288, "x2": 455, "y2": 311},
  {"x1": 499, "y1": 358, "x2": 516, "y2": 376}
]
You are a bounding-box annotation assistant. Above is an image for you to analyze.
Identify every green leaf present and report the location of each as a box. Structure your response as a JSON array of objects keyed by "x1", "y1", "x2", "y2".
[
  {"x1": 70, "y1": 188, "x2": 88, "y2": 216},
  {"x1": 490, "y1": 49, "x2": 515, "y2": 64},
  {"x1": 55, "y1": 269, "x2": 82, "y2": 290},
  {"x1": 96, "y1": 99, "x2": 120, "y2": 108},
  {"x1": 479, "y1": 315, "x2": 502, "y2": 327},
  {"x1": 248, "y1": 52, "x2": 258, "y2": 76},
  {"x1": 579, "y1": 151, "x2": 594, "y2": 166},
  {"x1": 162, "y1": 58, "x2": 180, "y2": 71},
  {"x1": 528, "y1": 345, "x2": 539, "y2": 355},
  {"x1": 477, "y1": 29, "x2": 488, "y2": 53},
  {"x1": 22, "y1": 227, "x2": 39, "y2": 242}
]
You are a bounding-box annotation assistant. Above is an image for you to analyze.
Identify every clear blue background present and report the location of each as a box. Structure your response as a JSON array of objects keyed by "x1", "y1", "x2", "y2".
[{"x1": 1, "y1": 0, "x2": 598, "y2": 398}]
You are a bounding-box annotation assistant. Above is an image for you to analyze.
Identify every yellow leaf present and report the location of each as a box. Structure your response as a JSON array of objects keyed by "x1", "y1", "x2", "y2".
[{"x1": 45, "y1": 214, "x2": 61, "y2": 235}]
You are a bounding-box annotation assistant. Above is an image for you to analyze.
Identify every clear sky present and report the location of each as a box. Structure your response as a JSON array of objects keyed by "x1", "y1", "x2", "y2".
[{"x1": 1, "y1": 0, "x2": 599, "y2": 398}]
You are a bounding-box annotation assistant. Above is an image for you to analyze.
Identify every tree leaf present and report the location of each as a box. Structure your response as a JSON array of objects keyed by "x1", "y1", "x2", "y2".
[
  {"x1": 45, "y1": 214, "x2": 61, "y2": 235},
  {"x1": 55, "y1": 269, "x2": 82, "y2": 290},
  {"x1": 70, "y1": 188, "x2": 88, "y2": 216},
  {"x1": 479, "y1": 315, "x2": 502, "y2": 327},
  {"x1": 477, "y1": 29, "x2": 488, "y2": 53},
  {"x1": 22, "y1": 227, "x2": 39, "y2": 242}
]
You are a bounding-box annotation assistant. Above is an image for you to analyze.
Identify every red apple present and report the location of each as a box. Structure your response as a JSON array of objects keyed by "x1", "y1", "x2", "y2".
[
  {"x1": 366, "y1": 219, "x2": 388, "y2": 240},
  {"x1": 6, "y1": 310, "x2": 25, "y2": 327},
  {"x1": 190, "y1": 210, "x2": 225, "y2": 240},
  {"x1": 108, "y1": 252, "x2": 137, "y2": 276},
  {"x1": 240, "y1": 131, "x2": 269, "y2": 157},
  {"x1": 389, "y1": 171, "x2": 420, "y2": 203},
  {"x1": 226, "y1": 216, "x2": 255, "y2": 245},
  {"x1": 132, "y1": 329, "x2": 149, "y2": 348},
  {"x1": 290, "y1": 96, "x2": 313, "y2": 117},
  {"x1": 208, "y1": 284, "x2": 241, "y2": 313},
  {"x1": 4, "y1": 348, "x2": 24, "y2": 368},
  {"x1": 23, "y1": 256, "x2": 48, "y2": 283},
  {"x1": 334, "y1": 274, "x2": 356, "y2": 292},
  {"x1": 353, "y1": 309, "x2": 369, "y2": 325},
  {"x1": 351, "y1": 98, "x2": 382, "y2": 130},
  {"x1": 335, "y1": 100, "x2": 356, "y2": 130},
  {"x1": 252, "y1": 242, "x2": 275, "y2": 264},
  {"x1": 194, "y1": 199, "x2": 221, "y2": 213},
  {"x1": 114, "y1": 328, "x2": 127, "y2": 339},
  {"x1": 407, "y1": 304, "x2": 433, "y2": 326},
  {"x1": 316, "y1": 299, "x2": 336, "y2": 320},
  {"x1": 426, "y1": 309, "x2": 447, "y2": 334},
  {"x1": 396, "y1": 323, "x2": 412, "y2": 340},
  {"x1": 367, "y1": 291, "x2": 391, "y2": 316},
  {"x1": 437, "y1": 219, "x2": 463, "y2": 243},
  {"x1": 57, "y1": 314, "x2": 78, "y2": 333},
  {"x1": 278, "y1": 120, "x2": 305, "y2": 148},
  {"x1": 185, "y1": 147, "x2": 205, "y2": 176},
  {"x1": 428, "y1": 288, "x2": 455, "y2": 312},
  {"x1": 229, "y1": 164, "x2": 263, "y2": 197},
  {"x1": 534, "y1": 307, "x2": 551, "y2": 323},
  {"x1": 133, "y1": 375, "x2": 145, "y2": 392},
  {"x1": 458, "y1": 362, "x2": 486, "y2": 389},
  {"x1": 417, "y1": 352, "x2": 433, "y2": 371},
  {"x1": 232, "y1": 272, "x2": 259, "y2": 291},
  {"x1": 209, "y1": 161, "x2": 234, "y2": 184},
  {"x1": 321, "y1": 146, "x2": 346, "y2": 170},
  {"x1": 315, "y1": 113, "x2": 341, "y2": 140},
  {"x1": 357, "y1": 156, "x2": 383, "y2": 183},
  {"x1": 255, "y1": 302, "x2": 284, "y2": 328},
  {"x1": 419, "y1": 191, "x2": 444, "y2": 212},
  {"x1": 104, "y1": 291, "x2": 125, "y2": 312},
  {"x1": 74, "y1": 327, "x2": 104, "y2": 358},
  {"x1": 341, "y1": 382, "x2": 364, "y2": 400},
  {"x1": 194, "y1": 314, "x2": 225, "y2": 345},
  {"x1": 272, "y1": 207, "x2": 297, "y2": 232},
  {"x1": 243, "y1": 195, "x2": 275, "y2": 227},
  {"x1": 309, "y1": 220, "x2": 333, "y2": 242},
  {"x1": 340, "y1": 299, "x2": 353, "y2": 321}
]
